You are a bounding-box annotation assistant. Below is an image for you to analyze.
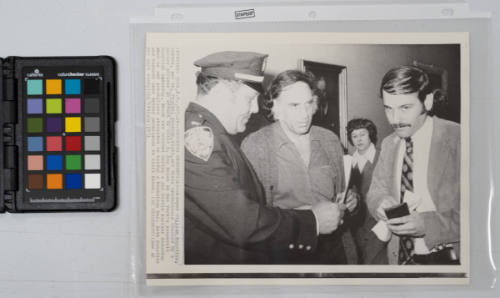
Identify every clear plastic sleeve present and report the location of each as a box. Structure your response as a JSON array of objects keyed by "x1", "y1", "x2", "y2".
[{"x1": 130, "y1": 1, "x2": 497, "y2": 296}]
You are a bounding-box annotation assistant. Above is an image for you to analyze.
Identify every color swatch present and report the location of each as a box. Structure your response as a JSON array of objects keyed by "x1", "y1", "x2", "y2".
[{"x1": 25, "y1": 77, "x2": 103, "y2": 191}]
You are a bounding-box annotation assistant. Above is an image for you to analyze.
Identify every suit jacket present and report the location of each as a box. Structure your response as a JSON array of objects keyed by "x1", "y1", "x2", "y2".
[
  {"x1": 241, "y1": 123, "x2": 344, "y2": 208},
  {"x1": 367, "y1": 117, "x2": 460, "y2": 259},
  {"x1": 184, "y1": 102, "x2": 318, "y2": 264},
  {"x1": 241, "y1": 123, "x2": 358, "y2": 264}
]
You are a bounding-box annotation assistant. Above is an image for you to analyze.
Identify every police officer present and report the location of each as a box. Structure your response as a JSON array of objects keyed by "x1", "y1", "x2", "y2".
[{"x1": 185, "y1": 51, "x2": 344, "y2": 264}]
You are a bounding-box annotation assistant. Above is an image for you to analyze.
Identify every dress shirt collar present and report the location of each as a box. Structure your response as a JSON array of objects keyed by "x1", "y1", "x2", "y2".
[{"x1": 352, "y1": 143, "x2": 376, "y2": 172}]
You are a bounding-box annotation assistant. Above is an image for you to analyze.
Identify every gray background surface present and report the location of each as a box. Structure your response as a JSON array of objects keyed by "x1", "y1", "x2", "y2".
[{"x1": 0, "y1": 0, "x2": 499, "y2": 297}]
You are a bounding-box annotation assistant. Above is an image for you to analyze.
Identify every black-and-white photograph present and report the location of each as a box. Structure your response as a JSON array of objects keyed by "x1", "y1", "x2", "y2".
[{"x1": 145, "y1": 33, "x2": 469, "y2": 284}]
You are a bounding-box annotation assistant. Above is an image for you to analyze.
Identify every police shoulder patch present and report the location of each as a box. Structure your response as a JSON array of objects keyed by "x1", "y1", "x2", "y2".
[{"x1": 184, "y1": 126, "x2": 214, "y2": 162}]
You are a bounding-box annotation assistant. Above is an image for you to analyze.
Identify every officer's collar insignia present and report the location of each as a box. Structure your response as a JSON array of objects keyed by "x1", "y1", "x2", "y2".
[{"x1": 185, "y1": 126, "x2": 214, "y2": 162}]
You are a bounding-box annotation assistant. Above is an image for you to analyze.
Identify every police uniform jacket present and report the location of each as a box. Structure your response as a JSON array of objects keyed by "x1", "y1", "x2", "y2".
[{"x1": 184, "y1": 102, "x2": 318, "y2": 264}]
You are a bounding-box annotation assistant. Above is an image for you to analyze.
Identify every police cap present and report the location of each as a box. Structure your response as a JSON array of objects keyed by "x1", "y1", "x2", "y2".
[{"x1": 194, "y1": 51, "x2": 268, "y2": 93}]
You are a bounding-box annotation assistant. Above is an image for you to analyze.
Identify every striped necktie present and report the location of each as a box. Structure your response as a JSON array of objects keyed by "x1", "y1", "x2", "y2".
[{"x1": 399, "y1": 137, "x2": 415, "y2": 264}]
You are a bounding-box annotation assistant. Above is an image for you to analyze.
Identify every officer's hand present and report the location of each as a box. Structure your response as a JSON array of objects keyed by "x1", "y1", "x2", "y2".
[{"x1": 311, "y1": 201, "x2": 342, "y2": 234}]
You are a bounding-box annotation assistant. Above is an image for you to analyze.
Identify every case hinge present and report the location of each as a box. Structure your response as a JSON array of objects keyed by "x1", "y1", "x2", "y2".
[{"x1": 1, "y1": 58, "x2": 18, "y2": 211}]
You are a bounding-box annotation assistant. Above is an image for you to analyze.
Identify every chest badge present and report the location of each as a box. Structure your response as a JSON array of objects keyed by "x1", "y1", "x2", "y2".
[{"x1": 184, "y1": 126, "x2": 214, "y2": 162}]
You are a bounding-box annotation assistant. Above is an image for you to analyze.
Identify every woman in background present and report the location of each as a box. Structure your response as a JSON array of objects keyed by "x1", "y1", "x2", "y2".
[{"x1": 346, "y1": 118, "x2": 387, "y2": 264}]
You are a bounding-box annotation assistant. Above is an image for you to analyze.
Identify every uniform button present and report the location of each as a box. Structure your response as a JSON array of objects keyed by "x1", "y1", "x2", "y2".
[
  {"x1": 306, "y1": 245, "x2": 311, "y2": 251},
  {"x1": 289, "y1": 244, "x2": 294, "y2": 249},
  {"x1": 198, "y1": 114, "x2": 202, "y2": 118},
  {"x1": 298, "y1": 244, "x2": 304, "y2": 249}
]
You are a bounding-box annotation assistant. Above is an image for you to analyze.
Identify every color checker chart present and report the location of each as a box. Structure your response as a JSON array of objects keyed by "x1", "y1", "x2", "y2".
[
  {"x1": 0, "y1": 56, "x2": 116, "y2": 212},
  {"x1": 26, "y1": 77, "x2": 102, "y2": 191}
]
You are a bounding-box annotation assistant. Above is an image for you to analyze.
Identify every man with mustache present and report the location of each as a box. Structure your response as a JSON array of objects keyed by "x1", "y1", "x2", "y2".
[
  {"x1": 367, "y1": 65, "x2": 460, "y2": 265},
  {"x1": 184, "y1": 52, "x2": 343, "y2": 264}
]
